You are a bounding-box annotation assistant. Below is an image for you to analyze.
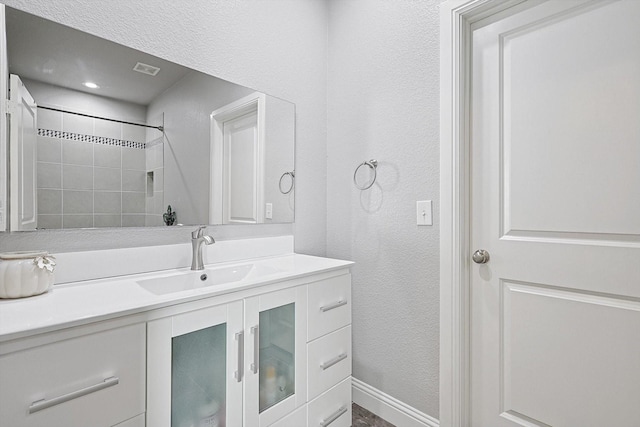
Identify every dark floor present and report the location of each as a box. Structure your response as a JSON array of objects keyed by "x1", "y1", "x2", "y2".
[{"x1": 352, "y1": 403, "x2": 396, "y2": 427}]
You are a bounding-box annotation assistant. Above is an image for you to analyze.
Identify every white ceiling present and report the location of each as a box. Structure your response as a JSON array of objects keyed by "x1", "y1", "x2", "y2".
[{"x1": 6, "y1": 7, "x2": 192, "y2": 106}]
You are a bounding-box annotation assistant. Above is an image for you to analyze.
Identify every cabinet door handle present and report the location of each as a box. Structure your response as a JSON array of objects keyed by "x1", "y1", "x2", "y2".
[
  {"x1": 320, "y1": 405, "x2": 348, "y2": 427},
  {"x1": 235, "y1": 331, "x2": 244, "y2": 382},
  {"x1": 29, "y1": 376, "x2": 119, "y2": 414},
  {"x1": 320, "y1": 300, "x2": 347, "y2": 312},
  {"x1": 250, "y1": 325, "x2": 259, "y2": 374},
  {"x1": 320, "y1": 353, "x2": 347, "y2": 370}
]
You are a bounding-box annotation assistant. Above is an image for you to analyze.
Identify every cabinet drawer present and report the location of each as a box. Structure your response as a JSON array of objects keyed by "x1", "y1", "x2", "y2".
[
  {"x1": 0, "y1": 323, "x2": 145, "y2": 427},
  {"x1": 268, "y1": 405, "x2": 307, "y2": 427},
  {"x1": 307, "y1": 325, "x2": 351, "y2": 400},
  {"x1": 307, "y1": 274, "x2": 351, "y2": 341},
  {"x1": 308, "y1": 377, "x2": 352, "y2": 427}
]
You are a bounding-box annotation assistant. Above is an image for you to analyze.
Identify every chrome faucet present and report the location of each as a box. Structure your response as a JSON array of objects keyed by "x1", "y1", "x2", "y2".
[{"x1": 191, "y1": 226, "x2": 215, "y2": 270}]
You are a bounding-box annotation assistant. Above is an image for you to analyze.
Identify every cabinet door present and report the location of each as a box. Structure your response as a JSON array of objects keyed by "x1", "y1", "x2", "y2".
[
  {"x1": 244, "y1": 286, "x2": 307, "y2": 427},
  {"x1": 147, "y1": 301, "x2": 244, "y2": 427}
]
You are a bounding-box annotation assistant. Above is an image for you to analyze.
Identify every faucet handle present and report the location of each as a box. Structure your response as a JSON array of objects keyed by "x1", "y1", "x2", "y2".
[{"x1": 192, "y1": 225, "x2": 207, "y2": 239}]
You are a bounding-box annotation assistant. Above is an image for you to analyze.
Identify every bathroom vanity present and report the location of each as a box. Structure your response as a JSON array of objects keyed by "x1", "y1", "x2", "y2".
[{"x1": 0, "y1": 238, "x2": 352, "y2": 427}]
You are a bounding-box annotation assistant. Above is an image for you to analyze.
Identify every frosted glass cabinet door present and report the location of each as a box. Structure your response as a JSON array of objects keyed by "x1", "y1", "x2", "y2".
[
  {"x1": 172, "y1": 324, "x2": 226, "y2": 426},
  {"x1": 147, "y1": 301, "x2": 244, "y2": 427},
  {"x1": 259, "y1": 303, "x2": 295, "y2": 412},
  {"x1": 244, "y1": 287, "x2": 307, "y2": 427}
]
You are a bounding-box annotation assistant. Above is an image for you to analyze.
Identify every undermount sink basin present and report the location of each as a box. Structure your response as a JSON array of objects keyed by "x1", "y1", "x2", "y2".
[{"x1": 137, "y1": 263, "x2": 281, "y2": 296}]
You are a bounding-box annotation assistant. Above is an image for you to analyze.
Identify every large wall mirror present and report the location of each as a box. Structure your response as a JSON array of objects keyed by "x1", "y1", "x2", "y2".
[{"x1": 1, "y1": 6, "x2": 295, "y2": 231}]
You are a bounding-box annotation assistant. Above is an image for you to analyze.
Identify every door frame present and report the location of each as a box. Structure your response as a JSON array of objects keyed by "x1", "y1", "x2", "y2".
[
  {"x1": 209, "y1": 92, "x2": 266, "y2": 224},
  {"x1": 0, "y1": 4, "x2": 7, "y2": 231},
  {"x1": 439, "y1": 1, "x2": 531, "y2": 426}
]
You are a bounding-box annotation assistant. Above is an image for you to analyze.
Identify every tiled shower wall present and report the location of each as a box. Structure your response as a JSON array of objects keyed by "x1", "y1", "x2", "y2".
[{"x1": 36, "y1": 108, "x2": 164, "y2": 228}]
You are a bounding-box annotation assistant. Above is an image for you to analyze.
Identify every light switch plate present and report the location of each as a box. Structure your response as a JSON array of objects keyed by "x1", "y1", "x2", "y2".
[
  {"x1": 416, "y1": 200, "x2": 432, "y2": 226},
  {"x1": 265, "y1": 203, "x2": 273, "y2": 219}
]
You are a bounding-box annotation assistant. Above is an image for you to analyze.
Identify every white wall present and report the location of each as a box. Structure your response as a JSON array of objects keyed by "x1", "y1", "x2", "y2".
[
  {"x1": 0, "y1": 0, "x2": 327, "y2": 254},
  {"x1": 326, "y1": 0, "x2": 441, "y2": 418}
]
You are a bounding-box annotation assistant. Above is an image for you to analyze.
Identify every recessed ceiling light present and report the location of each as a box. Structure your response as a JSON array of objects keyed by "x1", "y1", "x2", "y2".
[{"x1": 83, "y1": 82, "x2": 99, "y2": 89}]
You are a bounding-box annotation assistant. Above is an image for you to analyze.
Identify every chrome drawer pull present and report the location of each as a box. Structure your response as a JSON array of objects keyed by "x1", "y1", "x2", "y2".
[
  {"x1": 250, "y1": 325, "x2": 259, "y2": 374},
  {"x1": 235, "y1": 331, "x2": 244, "y2": 382},
  {"x1": 320, "y1": 300, "x2": 347, "y2": 312},
  {"x1": 320, "y1": 353, "x2": 347, "y2": 370},
  {"x1": 320, "y1": 405, "x2": 348, "y2": 427},
  {"x1": 29, "y1": 376, "x2": 119, "y2": 414}
]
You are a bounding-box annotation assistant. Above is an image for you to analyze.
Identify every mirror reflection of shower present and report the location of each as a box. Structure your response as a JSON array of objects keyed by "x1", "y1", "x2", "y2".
[{"x1": 31, "y1": 85, "x2": 164, "y2": 229}]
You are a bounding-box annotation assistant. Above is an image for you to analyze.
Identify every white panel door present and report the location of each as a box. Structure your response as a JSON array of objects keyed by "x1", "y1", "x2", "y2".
[
  {"x1": 223, "y1": 111, "x2": 261, "y2": 224},
  {"x1": 470, "y1": 1, "x2": 640, "y2": 426},
  {"x1": 9, "y1": 74, "x2": 37, "y2": 231}
]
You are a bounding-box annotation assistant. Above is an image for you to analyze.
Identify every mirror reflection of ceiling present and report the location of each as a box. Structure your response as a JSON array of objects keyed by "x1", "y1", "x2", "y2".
[{"x1": 6, "y1": 8, "x2": 191, "y2": 105}]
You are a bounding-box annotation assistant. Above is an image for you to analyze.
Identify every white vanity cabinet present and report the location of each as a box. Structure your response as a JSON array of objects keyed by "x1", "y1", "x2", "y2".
[
  {"x1": 0, "y1": 251, "x2": 353, "y2": 427},
  {"x1": 146, "y1": 271, "x2": 351, "y2": 427},
  {"x1": 0, "y1": 323, "x2": 146, "y2": 427}
]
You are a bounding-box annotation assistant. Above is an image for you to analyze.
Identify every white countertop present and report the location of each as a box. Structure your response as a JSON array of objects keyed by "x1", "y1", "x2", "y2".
[{"x1": 0, "y1": 254, "x2": 352, "y2": 342}]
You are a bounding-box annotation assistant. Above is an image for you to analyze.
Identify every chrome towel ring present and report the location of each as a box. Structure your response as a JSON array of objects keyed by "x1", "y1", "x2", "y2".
[
  {"x1": 353, "y1": 159, "x2": 378, "y2": 190},
  {"x1": 279, "y1": 171, "x2": 295, "y2": 194}
]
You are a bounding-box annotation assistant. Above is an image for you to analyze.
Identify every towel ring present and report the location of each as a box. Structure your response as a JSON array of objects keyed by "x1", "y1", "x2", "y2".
[
  {"x1": 353, "y1": 159, "x2": 378, "y2": 190},
  {"x1": 279, "y1": 171, "x2": 295, "y2": 194}
]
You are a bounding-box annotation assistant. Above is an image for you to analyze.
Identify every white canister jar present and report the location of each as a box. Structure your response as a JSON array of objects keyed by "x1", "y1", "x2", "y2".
[{"x1": 0, "y1": 251, "x2": 56, "y2": 298}]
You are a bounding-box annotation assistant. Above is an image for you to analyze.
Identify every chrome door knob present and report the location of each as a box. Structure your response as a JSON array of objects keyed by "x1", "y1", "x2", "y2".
[{"x1": 472, "y1": 249, "x2": 490, "y2": 264}]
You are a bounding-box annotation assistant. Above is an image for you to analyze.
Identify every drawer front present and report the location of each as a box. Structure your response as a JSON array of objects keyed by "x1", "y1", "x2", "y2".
[
  {"x1": 307, "y1": 274, "x2": 351, "y2": 342},
  {"x1": 269, "y1": 405, "x2": 307, "y2": 427},
  {"x1": 308, "y1": 378, "x2": 352, "y2": 427},
  {"x1": 307, "y1": 325, "x2": 351, "y2": 400},
  {"x1": 0, "y1": 323, "x2": 145, "y2": 427}
]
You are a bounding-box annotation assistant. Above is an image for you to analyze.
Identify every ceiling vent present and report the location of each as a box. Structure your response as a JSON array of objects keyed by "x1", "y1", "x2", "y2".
[{"x1": 133, "y1": 62, "x2": 160, "y2": 76}]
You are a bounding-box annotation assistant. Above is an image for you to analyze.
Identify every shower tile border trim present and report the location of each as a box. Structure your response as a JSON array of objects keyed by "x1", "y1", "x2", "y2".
[{"x1": 38, "y1": 128, "x2": 150, "y2": 150}]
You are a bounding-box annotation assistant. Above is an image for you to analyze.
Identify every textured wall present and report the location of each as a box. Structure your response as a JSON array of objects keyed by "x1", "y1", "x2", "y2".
[
  {"x1": 0, "y1": 0, "x2": 328, "y2": 255},
  {"x1": 326, "y1": 0, "x2": 441, "y2": 417}
]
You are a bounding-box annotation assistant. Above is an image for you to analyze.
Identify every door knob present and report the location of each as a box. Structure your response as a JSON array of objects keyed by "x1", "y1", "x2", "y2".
[{"x1": 472, "y1": 249, "x2": 490, "y2": 264}]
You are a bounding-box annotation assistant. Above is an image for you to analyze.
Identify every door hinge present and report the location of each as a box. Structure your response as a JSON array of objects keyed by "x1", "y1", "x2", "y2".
[{"x1": 5, "y1": 99, "x2": 14, "y2": 115}]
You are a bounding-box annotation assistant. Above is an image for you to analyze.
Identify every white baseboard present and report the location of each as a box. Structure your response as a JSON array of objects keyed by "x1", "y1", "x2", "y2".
[{"x1": 352, "y1": 378, "x2": 439, "y2": 427}]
